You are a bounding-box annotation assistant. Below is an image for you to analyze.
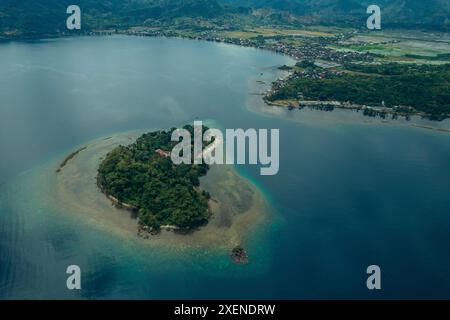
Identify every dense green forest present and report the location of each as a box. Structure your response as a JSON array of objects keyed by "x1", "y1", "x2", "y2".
[
  {"x1": 221, "y1": 0, "x2": 450, "y2": 31},
  {"x1": 97, "y1": 126, "x2": 212, "y2": 230},
  {"x1": 1, "y1": 0, "x2": 449, "y2": 38},
  {"x1": 0, "y1": 0, "x2": 227, "y2": 38},
  {"x1": 268, "y1": 62, "x2": 450, "y2": 120}
]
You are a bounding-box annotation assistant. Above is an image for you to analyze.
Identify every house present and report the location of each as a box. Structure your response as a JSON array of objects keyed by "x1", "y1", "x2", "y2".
[{"x1": 155, "y1": 149, "x2": 170, "y2": 157}]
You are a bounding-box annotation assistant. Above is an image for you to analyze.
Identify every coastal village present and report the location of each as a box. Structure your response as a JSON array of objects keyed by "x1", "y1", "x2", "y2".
[
  {"x1": 88, "y1": 26, "x2": 448, "y2": 120},
  {"x1": 89, "y1": 27, "x2": 401, "y2": 119},
  {"x1": 91, "y1": 27, "x2": 373, "y2": 64}
]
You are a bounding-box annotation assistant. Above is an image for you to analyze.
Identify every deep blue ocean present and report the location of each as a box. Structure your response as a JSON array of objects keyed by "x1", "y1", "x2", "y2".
[{"x1": 0, "y1": 36, "x2": 449, "y2": 299}]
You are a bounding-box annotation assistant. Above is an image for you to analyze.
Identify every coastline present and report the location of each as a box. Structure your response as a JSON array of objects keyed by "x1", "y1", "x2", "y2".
[
  {"x1": 3, "y1": 33, "x2": 447, "y2": 130},
  {"x1": 1, "y1": 33, "x2": 450, "y2": 299},
  {"x1": 260, "y1": 64, "x2": 450, "y2": 125},
  {"x1": 246, "y1": 65, "x2": 450, "y2": 133},
  {"x1": 0, "y1": 31, "x2": 299, "y2": 62},
  {"x1": 265, "y1": 97, "x2": 450, "y2": 127},
  {"x1": 52, "y1": 131, "x2": 271, "y2": 252}
]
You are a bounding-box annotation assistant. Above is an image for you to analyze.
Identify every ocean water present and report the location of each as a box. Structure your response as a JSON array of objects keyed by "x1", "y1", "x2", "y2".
[{"x1": 0, "y1": 36, "x2": 449, "y2": 299}]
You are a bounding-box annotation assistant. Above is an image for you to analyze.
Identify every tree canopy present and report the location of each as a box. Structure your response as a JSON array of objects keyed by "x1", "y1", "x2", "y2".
[
  {"x1": 97, "y1": 126, "x2": 211, "y2": 230},
  {"x1": 268, "y1": 63, "x2": 450, "y2": 120}
]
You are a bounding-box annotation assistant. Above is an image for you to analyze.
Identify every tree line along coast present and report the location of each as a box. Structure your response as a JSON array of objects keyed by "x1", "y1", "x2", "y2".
[{"x1": 265, "y1": 61, "x2": 450, "y2": 121}]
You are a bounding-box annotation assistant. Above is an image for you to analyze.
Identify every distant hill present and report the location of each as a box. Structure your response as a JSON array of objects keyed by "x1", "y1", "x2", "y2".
[
  {"x1": 221, "y1": 0, "x2": 450, "y2": 30},
  {"x1": 0, "y1": 0, "x2": 224, "y2": 37},
  {"x1": 0, "y1": 0, "x2": 448, "y2": 38}
]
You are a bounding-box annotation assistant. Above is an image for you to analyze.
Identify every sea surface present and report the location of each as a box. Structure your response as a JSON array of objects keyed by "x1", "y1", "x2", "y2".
[{"x1": 0, "y1": 36, "x2": 449, "y2": 299}]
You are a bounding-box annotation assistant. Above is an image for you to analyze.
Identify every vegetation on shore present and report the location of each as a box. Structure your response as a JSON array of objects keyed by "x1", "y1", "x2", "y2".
[
  {"x1": 1, "y1": 0, "x2": 448, "y2": 40},
  {"x1": 97, "y1": 126, "x2": 212, "y2": 231},
  {"x1": 267, "y1": 61, "x2": 450, "y2": 120}
]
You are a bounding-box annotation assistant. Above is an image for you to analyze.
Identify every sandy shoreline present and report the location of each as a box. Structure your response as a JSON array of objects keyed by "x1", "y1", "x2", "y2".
[{"x1": 52, "y1": 131, "x2": 271, "y2": 252}]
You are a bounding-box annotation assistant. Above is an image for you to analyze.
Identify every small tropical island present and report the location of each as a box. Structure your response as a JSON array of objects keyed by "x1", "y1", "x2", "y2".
[
  {"x1": 50, "y1": 126, "x2": 268, "y2": 265},
  {"x1": 97, "y1": 125, "x2": 213, "y2": 234}
]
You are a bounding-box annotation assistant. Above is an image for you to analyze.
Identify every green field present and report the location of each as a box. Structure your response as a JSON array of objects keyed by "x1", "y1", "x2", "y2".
[{"x1": 334, "y1": 31, "x2": 450, "y2": 63}]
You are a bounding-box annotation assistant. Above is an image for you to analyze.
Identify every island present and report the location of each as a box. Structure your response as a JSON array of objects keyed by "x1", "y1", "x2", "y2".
[
  {"x1": 51, "y1": 127, "x2": 269, "y2": 265},
  {"x1": 97, "y1": 125, "x2": 213, "y2": 234}
]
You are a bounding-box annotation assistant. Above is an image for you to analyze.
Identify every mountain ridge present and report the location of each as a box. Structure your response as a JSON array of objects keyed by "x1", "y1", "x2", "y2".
[
  {"x1": 221, "y1": 0, "x2": 450, "y2": 29},
  {"x1": 0, "y1": 0, "x2": 448, "y2": 38}
]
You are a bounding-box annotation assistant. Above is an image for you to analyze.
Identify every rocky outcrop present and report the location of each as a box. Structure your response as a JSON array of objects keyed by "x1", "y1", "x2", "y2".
[{"x1": 231, "y1": 245, "x2": 249, "y2": 264}]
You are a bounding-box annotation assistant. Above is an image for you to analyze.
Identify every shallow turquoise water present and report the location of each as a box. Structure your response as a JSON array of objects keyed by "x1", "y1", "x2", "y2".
[{"x1": 0, "y1": 36, "x2": 449, "y2": 299}]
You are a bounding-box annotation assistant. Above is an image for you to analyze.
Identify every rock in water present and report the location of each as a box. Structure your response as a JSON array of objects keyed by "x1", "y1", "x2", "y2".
[{"x1": 231, "y1": 245, "x2": 249, "y2": 264}]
